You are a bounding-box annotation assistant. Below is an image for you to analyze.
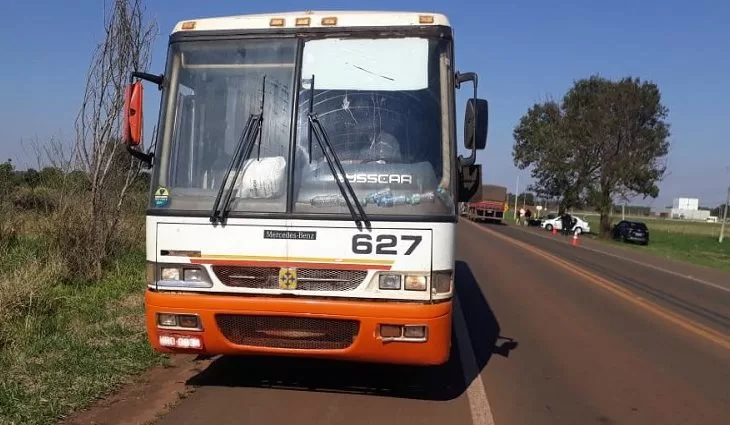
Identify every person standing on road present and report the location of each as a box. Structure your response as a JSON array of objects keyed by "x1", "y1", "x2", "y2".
[
  {"x1": 518, "y1": 207, "x2": 526, "y2": 225},
  {"x1": 525, "y1": 208, "x2": 532, "y2": 226},
  {"x1": 561, "y1": 212, "x2": 573, "y2": 235}
]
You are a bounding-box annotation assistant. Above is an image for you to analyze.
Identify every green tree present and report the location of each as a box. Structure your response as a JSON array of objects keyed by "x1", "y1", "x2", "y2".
[
  {"x1": 0, "y1": 159, "x2": 15, "y2": 198},
  {"x1": 24, "y1": 168, "x2": 41, "y2": 189},
  {"x1": 39, "y1": 166, "x2": 64, "y2": 188},
  {"x1": 513, "y1": 75, "x2": 671, "y2": 237},
  {"x1": 711, "y1": 204, "x2": 727, "y2": 218}
]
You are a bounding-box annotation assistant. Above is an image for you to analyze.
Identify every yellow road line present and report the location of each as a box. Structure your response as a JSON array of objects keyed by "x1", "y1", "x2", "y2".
[{"x1": 464, "y1": 220, "x2": 730, "y2": 351}]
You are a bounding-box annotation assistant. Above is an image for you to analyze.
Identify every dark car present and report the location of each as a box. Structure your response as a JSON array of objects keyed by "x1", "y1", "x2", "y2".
[{"x1": 611, "y1": 220, "x2": 649, "y2": 245}]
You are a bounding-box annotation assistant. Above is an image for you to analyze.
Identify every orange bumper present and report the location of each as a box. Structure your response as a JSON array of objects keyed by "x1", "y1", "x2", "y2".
[{"x1": 145, "y1": 290, "x2": 452, "y2": 366}]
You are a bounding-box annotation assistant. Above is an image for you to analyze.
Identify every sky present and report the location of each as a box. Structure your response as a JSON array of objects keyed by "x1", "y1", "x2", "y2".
[{"x1": 1, "y1": 0, "x2": 728, "y2": 208}]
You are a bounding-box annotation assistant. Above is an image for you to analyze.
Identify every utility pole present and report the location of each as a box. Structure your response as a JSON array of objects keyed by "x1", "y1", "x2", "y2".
[
  {"x1": 513, "y1": 175, "x2": 519, "y2": 221},
  {"x1": 720, "y1": 185, "x2": 729, "y2": 243},
  {"x1": 720, "y1": 167, "x2": 730, "y2": 244},
  {"x1": 622, "y1": 202, "x2": 626, "y2": 221}
]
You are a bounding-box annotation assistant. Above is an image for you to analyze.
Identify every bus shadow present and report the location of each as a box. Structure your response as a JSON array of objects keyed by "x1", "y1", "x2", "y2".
[{"x1": 185, "y1": 260, "x2": 517, "y2": 401}]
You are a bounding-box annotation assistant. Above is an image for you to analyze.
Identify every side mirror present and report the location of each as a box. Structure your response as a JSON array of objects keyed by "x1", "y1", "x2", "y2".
[
  {"x1": 122, "y1": 71, "x2": 163, "y2": 167},
  {"x1": 455, "y1": 71, "x2": 488, "y2": 167},
  {"x1": 122, "y1": 81, "x2": 144, "y2": 147},
  {"x1": 464, "y1": 98, "x2": 488, "y2": 150}
]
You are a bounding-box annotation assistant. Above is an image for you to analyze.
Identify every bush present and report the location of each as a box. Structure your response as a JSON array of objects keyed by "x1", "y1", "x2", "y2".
[
  {"x1": 46, "y1": 197, "x2": 104, "y2": 282},
  {"x1": 46, "y1": 189, "x2": 145, "y2": 282},
  {"x1": 0, "y1": 207, "x2": 19, "y2": 251},
  {"x1": 12, "y1": 187, "x2": 58, "y2": 213}
]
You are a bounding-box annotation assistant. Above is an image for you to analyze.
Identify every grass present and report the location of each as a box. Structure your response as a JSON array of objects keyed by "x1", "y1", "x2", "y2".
[
  {"x1": 575, "y1": 214, "x2": 730, "y2": 272},
  {"x1": 0, "y1": 237, "x2": 167, "y2": 425}
]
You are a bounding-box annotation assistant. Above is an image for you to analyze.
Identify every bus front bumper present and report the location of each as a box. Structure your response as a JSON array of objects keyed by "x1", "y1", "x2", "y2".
[{"x1": 145, "y1": 290, "x2": 452, "y2": 366}]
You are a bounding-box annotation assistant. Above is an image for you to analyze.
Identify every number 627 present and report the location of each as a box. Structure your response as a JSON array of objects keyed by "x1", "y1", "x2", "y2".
[{"x1": 351, "y1": 234, "x2": 422, "y2": 255}]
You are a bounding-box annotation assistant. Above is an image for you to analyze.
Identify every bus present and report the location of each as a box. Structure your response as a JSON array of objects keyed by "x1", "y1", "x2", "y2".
[{"x1": 122, "y1": 10, "x2": 488, "y2": 366}]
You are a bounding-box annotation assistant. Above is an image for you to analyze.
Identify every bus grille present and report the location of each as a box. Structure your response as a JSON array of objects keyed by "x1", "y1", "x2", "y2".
[
  {"x1": 212, "y1": 266, "x2": 366, "y2": 291},
  {"x1": 215, "y1": 314, "x2": 359, "y2": 350}
]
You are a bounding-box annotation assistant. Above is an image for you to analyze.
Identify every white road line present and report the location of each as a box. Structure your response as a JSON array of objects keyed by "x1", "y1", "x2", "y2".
[
  {"x1": 454, "y1": 295, "x2": 496, "y2": 425},
  {"x1": 500, "y1": 222, "x2": 730, "y2": 294}
]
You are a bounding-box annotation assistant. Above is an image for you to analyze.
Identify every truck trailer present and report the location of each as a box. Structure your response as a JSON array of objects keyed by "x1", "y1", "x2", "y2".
[{"x1": 465, "y1": 184, "x2": 507, "y2": 223}]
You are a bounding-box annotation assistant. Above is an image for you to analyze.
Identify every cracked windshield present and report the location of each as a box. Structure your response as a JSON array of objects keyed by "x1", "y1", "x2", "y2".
[
  {"x1": 150, "y1": 36, "x2": 453, "y2": 216},
  {"x1": 293, "y1": 37, "x2": 454, "y2": 216}
]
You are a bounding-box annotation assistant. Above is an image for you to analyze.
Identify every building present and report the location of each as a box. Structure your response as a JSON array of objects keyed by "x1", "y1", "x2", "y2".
[
  {"x1": 669, "y1": 197, "x2": 711, "y2": 221},
  {"x1": 672, "y1": 197, "x2": 699, "y2": 210}
]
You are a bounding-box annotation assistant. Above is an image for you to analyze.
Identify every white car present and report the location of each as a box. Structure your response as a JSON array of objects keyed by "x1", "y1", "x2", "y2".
[{"x1": 540, "y1": 215, "x2": 591, "y2": 234}]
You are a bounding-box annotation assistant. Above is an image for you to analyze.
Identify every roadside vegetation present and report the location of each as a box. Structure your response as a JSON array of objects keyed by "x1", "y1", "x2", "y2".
[
  {"x1": 506, "y1": 73, "x2": 730, "y2": 272},
  {"x1": 0, "y1": 163, "x2": 168, "y2": 425},
  {"x1": 580, "y1": 215, "x2": 730, "y2": 272},
  {"x1": 511, "y1": 75, "x2": 671, "y2": 238},
  {"x1": 0, "y1": 1, "x2": 165, "y2": 424}
]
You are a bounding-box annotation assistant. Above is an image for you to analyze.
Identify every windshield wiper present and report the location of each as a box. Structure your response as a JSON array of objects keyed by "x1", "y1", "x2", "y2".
[
  {"x1": 210, "y1": 77, "x2": 266, "y2": 224},
  {"x1": 304, "y1": 74, "x2": 369, "y2": 230},
  {"x1": 209, "y1": 114, "x2": 261, "y2": 224},
  {"x1": 308, "y1": 113, "x2": 370, "y2": 230}
]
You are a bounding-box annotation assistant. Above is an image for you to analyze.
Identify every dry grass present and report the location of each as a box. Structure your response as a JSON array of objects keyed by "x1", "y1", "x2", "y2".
[
  {"x1": 0, "y1": 207, "x2": 20, "y2": 250},
  {"x1": 0, "y1": 254, "x2": 65, "y2": 321}
]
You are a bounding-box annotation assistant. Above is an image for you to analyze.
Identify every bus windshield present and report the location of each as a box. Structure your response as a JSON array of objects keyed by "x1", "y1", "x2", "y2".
[{"x1": 149, "y1": 34, "x2": 455, "y2": 218}]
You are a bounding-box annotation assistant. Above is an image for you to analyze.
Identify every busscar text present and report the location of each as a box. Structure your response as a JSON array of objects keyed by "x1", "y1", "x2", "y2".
[{"x1": 346, "y1": 174, "x2": 413, "y2": 185}]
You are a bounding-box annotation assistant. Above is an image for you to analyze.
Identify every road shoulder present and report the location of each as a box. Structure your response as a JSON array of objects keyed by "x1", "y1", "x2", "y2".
[{"x1": 58, "y1": 354, "x2": 213, "y2": 425}]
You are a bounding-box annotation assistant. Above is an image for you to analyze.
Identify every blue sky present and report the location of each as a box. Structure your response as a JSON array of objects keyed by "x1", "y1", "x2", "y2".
[{"x1": 1, "y1": 0, "x2": 728, "y2": 208}]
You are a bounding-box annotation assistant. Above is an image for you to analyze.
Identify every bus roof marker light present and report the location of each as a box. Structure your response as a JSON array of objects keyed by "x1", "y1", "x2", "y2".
[
  {"x1": 181, "y1": 21, "x2": 196, "y2": 30},
  {"x1": 296, "y1": 17, "x2": 311, "y2": 26},
  {"x1": 419, "y1": 15, "x2": 435, "y2": 24},
  {"x1": 270, "y1": 18, "x2": 285, "y2": 27},
  {"x1": 321, "y1": 16, "x2": 338, "y2": 26}
]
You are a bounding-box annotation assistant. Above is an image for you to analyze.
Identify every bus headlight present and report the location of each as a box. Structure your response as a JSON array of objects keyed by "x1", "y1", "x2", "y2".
[
  {"x1": 431, "y1": 270, "x2": 453, "y2": 294},
  {"x1": 156, "y1": 264, "x2": 213, "y2": 288},
  {"x1": 161, "y1": 267, "x2": 181, "y2": 281},
  {"x1": 404, "y1": 275, "x2": 427, "y2": 291},
  {"x1": 379, "y1": 274, "x2": 402, "y2": 290},
  {"x1": 183, "y1": 268, "x2": 203, "y2": 282}
]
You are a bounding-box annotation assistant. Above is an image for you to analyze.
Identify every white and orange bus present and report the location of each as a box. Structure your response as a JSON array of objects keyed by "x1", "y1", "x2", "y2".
[{"x1": 122, "y1": 10, "x2": 488, "y2": 366}]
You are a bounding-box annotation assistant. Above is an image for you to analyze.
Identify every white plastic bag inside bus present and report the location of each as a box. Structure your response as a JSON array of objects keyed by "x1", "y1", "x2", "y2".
[
  {"x1": 232, "y1": 156, "x2": 287, "y2": 199},
  {"x1": 301, "y1": 37, "x2": 429, "y2": 91}
]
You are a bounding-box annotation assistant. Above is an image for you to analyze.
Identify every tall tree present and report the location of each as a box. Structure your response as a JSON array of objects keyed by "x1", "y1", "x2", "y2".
[
  {"x1": 512, "y1": 100, "x2": 584, "y2": 211},
  {"x1": 58, "y1": 0, "x2": 157, "y2": 279},
  {"x1": 513, "y1": 75, "x2": 671, "y2": 237}
]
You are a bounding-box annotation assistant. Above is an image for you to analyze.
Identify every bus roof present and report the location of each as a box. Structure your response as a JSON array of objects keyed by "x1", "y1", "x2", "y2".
[{"x1": 172, "y1": 10, "x2": 451, "y2": 34}]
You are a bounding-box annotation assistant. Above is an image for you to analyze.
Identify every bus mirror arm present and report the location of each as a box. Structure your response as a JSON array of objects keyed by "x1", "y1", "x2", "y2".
[
  {"x1": 126, "y1": 145, "x2": 154, "y2": 168},
  {"x1": 130, "y1": 71, "x2": 164, "y2": 89}
]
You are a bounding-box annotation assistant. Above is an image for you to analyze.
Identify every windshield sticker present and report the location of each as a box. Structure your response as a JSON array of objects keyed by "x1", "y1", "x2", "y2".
[{"x1": 154, "y1": 187, "x2": 170, "y2": 208}]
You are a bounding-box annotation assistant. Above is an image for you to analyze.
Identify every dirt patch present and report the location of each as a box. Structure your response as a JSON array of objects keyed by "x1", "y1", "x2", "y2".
[{"x1": 57, "y1": 354, "x2": 215, "y2": 425}]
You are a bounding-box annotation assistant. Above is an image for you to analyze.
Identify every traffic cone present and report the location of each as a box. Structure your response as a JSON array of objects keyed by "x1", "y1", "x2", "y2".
[
  {"x1": 552, "y1": 227, "x2": 557, "y2": 236},
  {"x1": 572, "y1": 230, "x2": 579, "y2": 246}
]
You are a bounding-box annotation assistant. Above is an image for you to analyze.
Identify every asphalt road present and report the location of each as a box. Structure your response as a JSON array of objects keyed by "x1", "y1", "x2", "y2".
[{"x1": 154, "y1": 220, "x2": 730, "y2": 425}]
